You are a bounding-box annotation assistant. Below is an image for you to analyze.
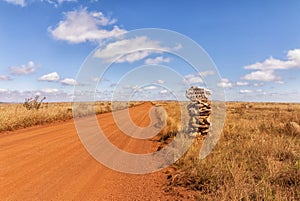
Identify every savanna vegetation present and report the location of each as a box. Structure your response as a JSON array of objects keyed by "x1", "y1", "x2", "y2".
[
  {"x1": 1, "y1": 98, "x2": 299, "y2": 200},
  {"x1": 0, "y1": 97, "x2": 143, "y2": 132},
  {"x1": 154, "y1": 101, "x2": 300, "y2": 200}
]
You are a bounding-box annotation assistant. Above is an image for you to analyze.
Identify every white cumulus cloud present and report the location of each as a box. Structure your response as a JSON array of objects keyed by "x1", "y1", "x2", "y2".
[
  {"x1": 241, "y1": 49, "x2": 300, "y2": 83},
  {"x1": 242, "y1": 70, "x2": 280, "y2": 82},
  {"x1": 49, "y1": 8, "x2": 126, "y2": 43},
  {"x1": 93, "y1": 36, "x2": 169, "y2": 63},
  {"x1": 244, "y1": 49, "x2": 300, "y2": 70},
  {"x1": 38, "y1": 72, "x2": 60, "y2": 82},
  {"x1": 9, "y1": 61, "x2": 36, "y2": 75}
]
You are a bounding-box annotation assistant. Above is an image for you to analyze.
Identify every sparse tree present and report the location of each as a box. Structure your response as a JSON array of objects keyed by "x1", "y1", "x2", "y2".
[{"x1": 23, "y1": 96, "x2": 46, "y2": 110}]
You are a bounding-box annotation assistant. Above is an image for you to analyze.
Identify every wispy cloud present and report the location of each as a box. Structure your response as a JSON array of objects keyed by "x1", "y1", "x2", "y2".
[
  {"x1": 0, "y1": 75, "x2": 12, "y2": 81},
  {"x1": 60, "y1": 78, "x2": 77, "y2": 85},
  {"x1": 200, "y1": 70, "x2": 215, "y2": 77},
  {"x1": 91, "y1": 77, "x2": 100, "y2": 82},
  {"x1": 145, "y1": 56, "x2": 171, "y2": 65},
  {"x1": 49, "y1": 8, "x2": 126, "y2": 44},
  {"x1": 0, "y1": 88, "x2": 8, "y2": 93},
  {"x1": 143, "y1": 86, "x2": 157, "y2": 90},
  {"x1": 9, "y1": 61, "x2": 36, "y2": 75},
  {"x1": 41, "y1": 88, "x2": 59, "y2": 94},
  {"x1": 117, "y1": 51, "x2": 151, "y2": 63},
  {"x1": 38, "y1": 72, "x2": 60, "y2": 82},
  {"x1": 173, "y1": 43, "x2": 183, "y2": 50},
  {"x1": 57, "y1": 0, "x2": 77, "y2": 3},
  {"x1": 217, "y1": 78, "x2": 233, "y2": 89},
  {"x1": 239, "y1": 89, "x2": 252, "y2": 94},
  {"x1": 183, "y1": 70, "x2": 216, "y2": 85},
  {"x1": 253, "y1": 82, "x2": 264, "y2": 87},
  {"x1": 159, "y1": 89, "x2": 168, "y2": 94},
  {"x1": 276, "y1": 80, "x2": 285, "y2": 84},
  {"x1": 236, "y1": 81, "x2": 249, "y2": 86},
  {"x1": 183, "y1": 74, "x2": 203, "y2": 84},
  {"x1": 4, "y1": 0, "x2": 80, "y2": 7},
  {"x1": 0, "y1": 88, "x2": 72, "y2": 102},
  {"x1": 156, "y1": 79, "x2": 165, "y2": 84},
  {"x1": 4, "y1": 0, "x2": 26, "y2": 7},
  {"x1": 53, "y1": 0, "x2": 77, "y2": 6}
]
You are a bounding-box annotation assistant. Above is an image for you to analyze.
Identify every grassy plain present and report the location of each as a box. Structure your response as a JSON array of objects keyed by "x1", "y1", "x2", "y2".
[{"x1": 156, "y1": 101, "x2": 300, "y2": 200}]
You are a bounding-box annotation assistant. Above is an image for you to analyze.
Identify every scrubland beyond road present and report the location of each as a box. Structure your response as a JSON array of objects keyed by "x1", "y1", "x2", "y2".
[{"x1": 0, "y1": 103, "x2": 174, "y2": 201}]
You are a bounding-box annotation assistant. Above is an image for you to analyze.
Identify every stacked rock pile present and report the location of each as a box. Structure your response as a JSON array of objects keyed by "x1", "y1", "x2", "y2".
[{"x1": 186, "y1": 86, "x2": 212, "y2": 137}]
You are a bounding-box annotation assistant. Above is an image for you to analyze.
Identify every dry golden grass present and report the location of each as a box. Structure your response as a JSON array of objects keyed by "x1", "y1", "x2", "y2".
[
  {"x1": 154, "y1": 101, "x2": 300, "y2": 200},
  {"x1": 152, "y1": 101, "x2": 185, "y2": 143},
  {"x1": 0, "y1": 102, "x2": 72, "y2": 132},
  {"x1": 0, "y1": 101, "x2": 143, "y2": 132}
]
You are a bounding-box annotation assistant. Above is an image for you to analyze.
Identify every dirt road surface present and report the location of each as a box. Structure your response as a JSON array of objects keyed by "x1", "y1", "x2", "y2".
[{"x1": 0, "y1": 103, "x2": 180, "y2": 201}]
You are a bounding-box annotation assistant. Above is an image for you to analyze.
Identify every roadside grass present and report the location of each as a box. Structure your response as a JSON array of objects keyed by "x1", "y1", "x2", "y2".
[
  {"x1": 155, "y1": 101, "x2": 300, "y2": 200},
  {"x1": 0, "y1": 101, "x2": 143, "y2": 132}
]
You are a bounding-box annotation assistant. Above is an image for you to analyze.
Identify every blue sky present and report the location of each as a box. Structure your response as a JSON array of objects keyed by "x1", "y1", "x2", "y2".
[{"x1": 1, "y1": 0, "x2": 300, "y2": 102}]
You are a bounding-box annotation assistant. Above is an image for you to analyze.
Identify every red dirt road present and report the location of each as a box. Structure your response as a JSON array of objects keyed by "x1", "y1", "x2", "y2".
[{"x1": 0, "y1": 103, "x2": 176, "y2": 201}]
